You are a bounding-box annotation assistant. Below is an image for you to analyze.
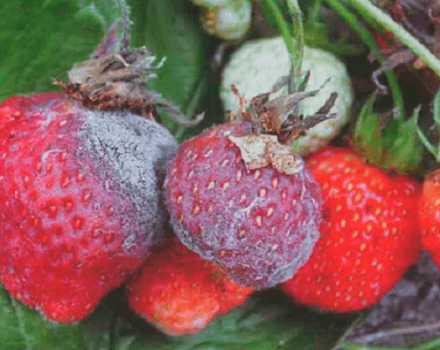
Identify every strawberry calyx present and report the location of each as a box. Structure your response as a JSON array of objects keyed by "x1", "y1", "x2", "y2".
[
  {"x1": 353, "y1": 91, "x2": 423, "y2": 174},
  {"x1": 228, "y1": 134, "x2": 304, "y2": 175},
  {"x1": 225, "y1": 77, "x2": 336, "y2": 174},
  {"x1": 54, "y1": 20, "x2": 203, "y2": 127},
  {"x1": 228, "y1": 76, "x2": 337, "y2": 143}
]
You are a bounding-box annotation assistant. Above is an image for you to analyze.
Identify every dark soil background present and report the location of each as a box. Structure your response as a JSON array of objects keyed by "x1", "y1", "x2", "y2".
[{"x1": 340, "y1": 252, "x2": 440, "y2": 348}]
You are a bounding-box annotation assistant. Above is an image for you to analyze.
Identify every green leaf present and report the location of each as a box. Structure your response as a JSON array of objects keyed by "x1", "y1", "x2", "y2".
[
  {"x1": 0, "y1": 284, "x2": 84, "y2": 350},
  {"x1": 385, "y1": 106, "x2": 423, "y2": 174},
  {"x1": 86, "y1": 291, "x2": 360, "y2": 350},
  {"x1": 352, "y1": 92, "x2": 385, "y2": 166},
  {"x1": 0, "y1": 0, "x2": 110, "y2": 100},
  {"x1": 129, "y1": 0, "x2": 208, "y2": 135}
]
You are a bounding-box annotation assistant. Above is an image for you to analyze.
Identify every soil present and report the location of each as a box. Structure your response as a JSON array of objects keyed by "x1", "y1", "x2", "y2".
[{"x1": 341, "y1": 252, "x2": 440, "y2": 348}]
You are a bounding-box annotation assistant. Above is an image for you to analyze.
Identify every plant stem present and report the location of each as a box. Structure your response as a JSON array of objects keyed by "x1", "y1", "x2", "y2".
[
  {"x1": 348, "y1": 0, "x2": 440, "y2": 79},
  {"x1": 261, "y1": 0, "x2": 295, "y2": 61},
  {"x1": 322, "y1": 0, "x2": 404, "y2": 119},
  {"x1": 285, "y1": 0, "x2": 304, "y2": 93}
]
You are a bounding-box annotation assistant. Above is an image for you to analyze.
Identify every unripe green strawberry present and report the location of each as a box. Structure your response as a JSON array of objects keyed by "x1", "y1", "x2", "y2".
[
  {"x1": 189, "y1": 0, "x2": 252, "y2": 40},
  {"x1": 221, "y1": 37, "x2": 352, "y2": 156}
]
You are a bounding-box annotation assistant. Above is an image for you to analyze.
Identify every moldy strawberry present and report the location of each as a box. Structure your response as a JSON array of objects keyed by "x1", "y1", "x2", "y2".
[
  {"x1": 0, "y1": 20, "x2": 188, "y2": 323},
  {"x1": 165, "y1": 80, "x2": 338, "y2": 289}
]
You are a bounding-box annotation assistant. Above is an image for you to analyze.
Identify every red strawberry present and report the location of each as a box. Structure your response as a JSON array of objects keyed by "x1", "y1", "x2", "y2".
[
  {"x1": 125, "y1": 236, "x2": 254, "y2": 336},
  {"x1": 165, "y1": 85, "x2": 338, "y2": 289},
  {"x1": 419, "y1": 170, "x2": 440, "y2": 267},
  {"x1": 0, "y1": 22, "x2": 181, "y2": 323},
  {"x1": 280, "y1": 146, "x2": 421, "y2": 312}
]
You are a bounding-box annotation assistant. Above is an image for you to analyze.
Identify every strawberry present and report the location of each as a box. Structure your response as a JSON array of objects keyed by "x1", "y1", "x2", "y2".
[
  {"x1": 280, "y1": 146, "x2": 421, "y2": 312},
  {"x1": 0, "y1": 22, "x2": 182, "y2": 323},
  {"x1": 125, "y1": 236, "x2": 254, "y2": 336},
  {"x1": 221, "y1": 37, "x2": 353, "y2": 156},
  {"x1": 419, "y1": 170, "x2": 440, "y2": 268},
  {"x1": 189, "y1": 0, "x2": 252, "y2": 40},
  {"x1": 165, "y1": 81, "x2": 338, "y2": 289}
]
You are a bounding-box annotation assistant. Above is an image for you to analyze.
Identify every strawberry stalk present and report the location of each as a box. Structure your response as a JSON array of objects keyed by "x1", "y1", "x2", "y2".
[
  {"x1": 348, "y1": 0, "x2": 440, "y2": 80},
  {"x1": 322, "y1": 0, "x2": 404, "y2": 120},
  {"x1": 418, "y1": 89, "x2": 440, "y2": 161},
  {"x1": 261, "y1": 0, "x2": 304, "y2": 93}
]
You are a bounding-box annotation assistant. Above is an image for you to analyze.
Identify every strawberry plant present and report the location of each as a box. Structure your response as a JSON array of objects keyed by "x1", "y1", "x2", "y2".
[{"x1": 2, "y1": 0, "x2": 440, "y2": 349}]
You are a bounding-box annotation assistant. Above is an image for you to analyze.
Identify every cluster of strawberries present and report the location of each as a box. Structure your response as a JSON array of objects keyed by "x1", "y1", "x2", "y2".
[{"x1": 0, "y1": 15, "x2": 439, "y2": 338}]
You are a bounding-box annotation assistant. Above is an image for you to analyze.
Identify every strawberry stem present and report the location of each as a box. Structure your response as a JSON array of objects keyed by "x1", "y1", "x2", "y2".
[
  {"x1": 322, "y1": 0, "x2": 404, "y2": 120},
  {"x1": 418, "y1": 89, "x2": 440, "y2": 162},
  {"x1": 348, "y1": 0, "x2": 440, "y2": 80},
  {"x1": 261, "y1": 0, "x2": 304, "y2": 93},
  {"x1": 261, "y1": 0, "x2": 296, "y2": 63},
  {"x1": 285, "y1": 0, "x2": 304, "y2": 93}
]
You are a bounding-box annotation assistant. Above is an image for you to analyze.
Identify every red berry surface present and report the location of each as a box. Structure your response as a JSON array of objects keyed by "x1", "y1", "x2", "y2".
[
  {"x1": 0, "y1": 93, "x2": 177, "y2": 322},
  {"x1": 165, "y1": 121, "x2": 322, "y2": 289},
  {"x1": 419, "y1": 169, "x2": 440, "y2": 267},
  {"x1": 125, "y1": 236, "x2": 254, "y2": 336},
  {"x1": 281, "y1": 146, "x2": 421, "y2": 312}
]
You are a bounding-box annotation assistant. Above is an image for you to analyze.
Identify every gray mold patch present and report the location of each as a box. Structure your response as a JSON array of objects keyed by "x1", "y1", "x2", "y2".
[{"x1": 79, "y1": 109, "x2": 178, "y2": 256}]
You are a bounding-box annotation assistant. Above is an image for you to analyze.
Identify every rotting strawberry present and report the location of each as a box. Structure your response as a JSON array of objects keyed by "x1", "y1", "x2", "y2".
[
  {"x1": 165, "y1": 79, "x2": 338, "y2": 289},
  {"x1": 125, "y1": 236, "x2": 254, "y2": 336},
  {"x1": 0, "y1": 20, "x2": 199, "y2": 323},
  {"x1": 280, "y1": 94, "x2": 423, "y2": 312}
]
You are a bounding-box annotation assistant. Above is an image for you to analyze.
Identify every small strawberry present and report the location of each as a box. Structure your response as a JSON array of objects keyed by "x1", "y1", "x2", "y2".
[
  {"x1": 280, "y1": 146, "x2": 421, "y2": 312},
  {"x1": 165, "y1": 81, "x2": 337, "y2": 289},
  {"x1": 125, "y1": 236, "x2": 254, "y2": 336},
  {"x1": 189, "y1": 0, "x2": 252, "y2": 40},
  {"x1": 0, "y1": 22, "x2": 185, "y2": 323}
]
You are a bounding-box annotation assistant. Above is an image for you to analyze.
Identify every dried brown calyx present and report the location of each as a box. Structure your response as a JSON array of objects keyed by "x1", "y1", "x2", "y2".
[
  {"x1": 228, "y1": 75, "x2": 338, "y2": 143},
  {"x1": 227, "y1": 75, "x2": 337, "y2": 175},
  {"x1": 54, "y1": 20, "x2": 202, "y2": 126}
]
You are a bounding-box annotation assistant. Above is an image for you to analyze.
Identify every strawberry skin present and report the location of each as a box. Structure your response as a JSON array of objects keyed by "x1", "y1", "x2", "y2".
[
  {"x1": 0, "y1": 93, "x2": 177, "y2": 322},
  {"x1": 280, "y1": 146, "x2": 421, "y2": 312},
  {"x1": 125, "y1": 236, "x2": 254, "y2": 336},
  {"x1": 165, "y1": 121, "x2": 322, "y2": 289},
  {"x1": 419, "y1": 170, "x2": 440, "y2": 267}
]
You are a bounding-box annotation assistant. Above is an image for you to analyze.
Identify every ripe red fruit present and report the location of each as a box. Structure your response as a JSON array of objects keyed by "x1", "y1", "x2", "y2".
[
  {"x1": 419, "y1": 170, "x2": 440, "y2": 267},
  {"x1": 0, "y1": 92, "x2": 177, "y2": 322},
  {"x1": 165, "y1": 120, "x2": 323, "y2": 289},
  {"x1": 280, "y1": 146, "x2": 421, "y2": 312},
  {"x1": 125, "y1": 236, "x2": 254, "y2": 336}
]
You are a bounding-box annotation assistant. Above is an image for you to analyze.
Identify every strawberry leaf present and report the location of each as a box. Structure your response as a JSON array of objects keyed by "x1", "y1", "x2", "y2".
[
  {"x1": 0, "y1": 0, "x2": 109, "y2": 100},
  {"x1": 84, "y1": 291, "x2": 360, "y2": 350},
  {"x1": 129, "y1": 0, "x2": 208, "y2": 135},
  {"x1": 0, "y1": 284, "x2": 84, "y2": 350}
]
